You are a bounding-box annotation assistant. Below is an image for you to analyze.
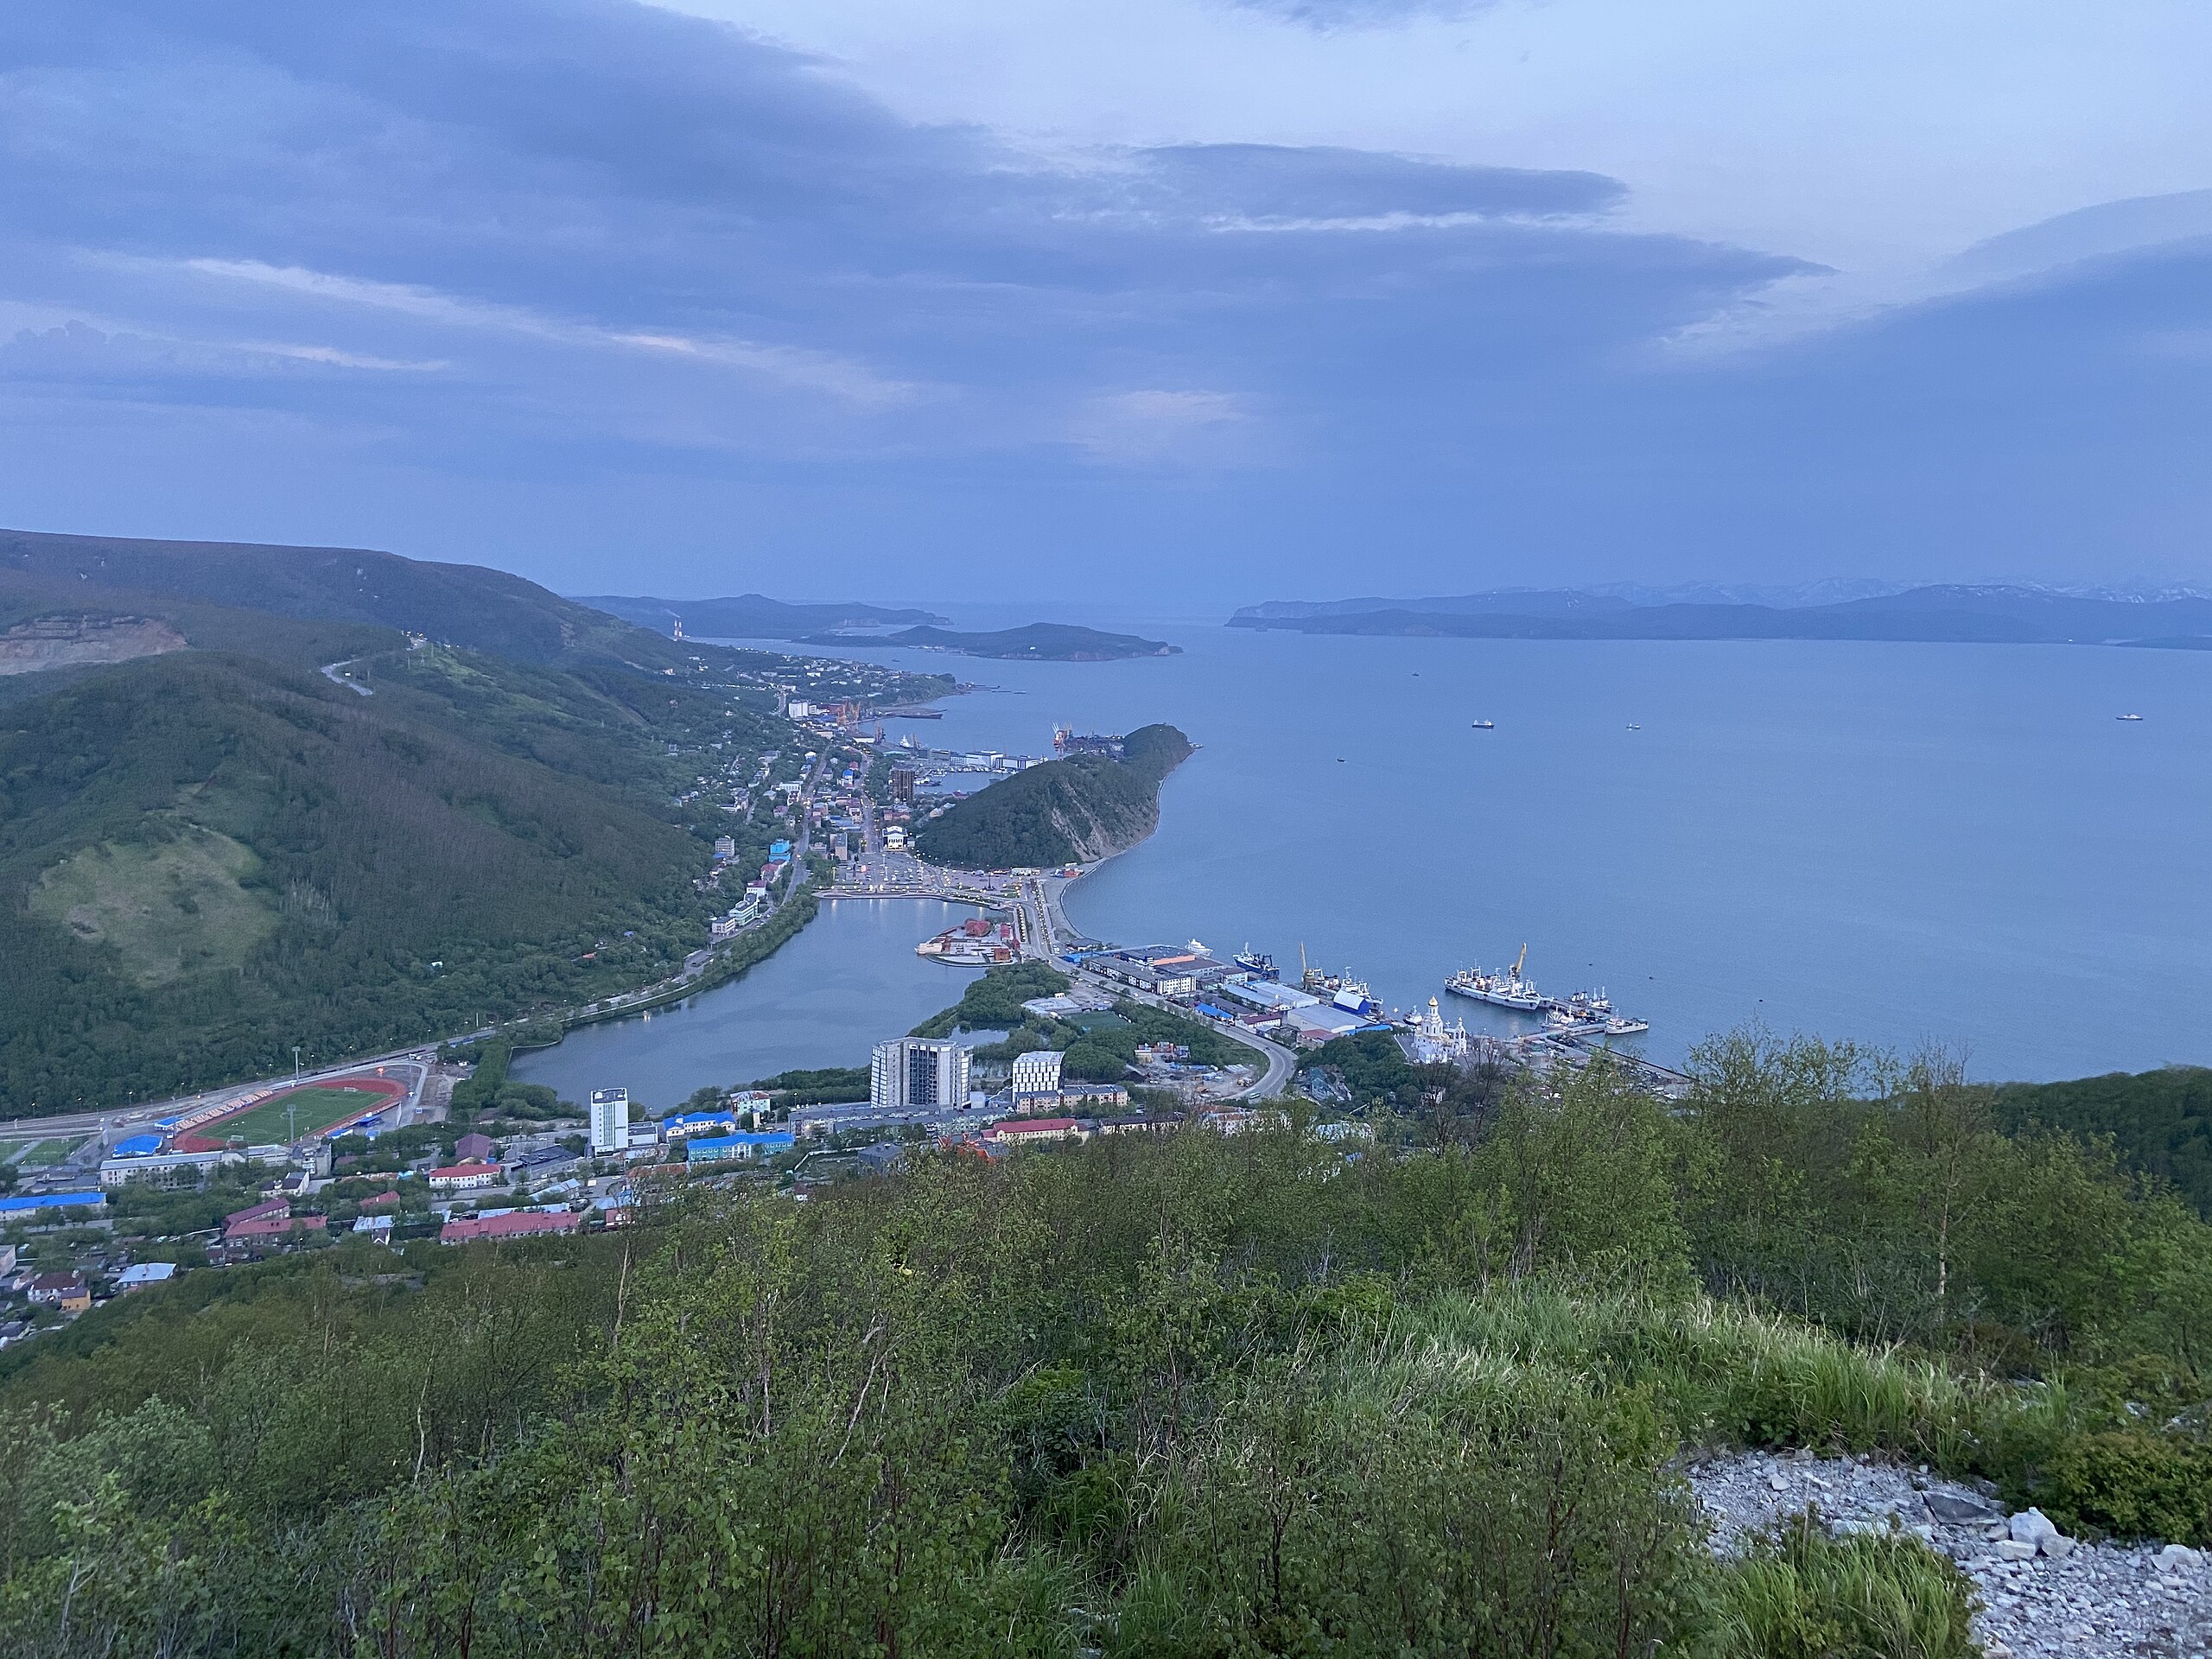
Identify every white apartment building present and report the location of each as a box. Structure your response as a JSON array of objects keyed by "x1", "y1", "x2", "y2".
[
  {"x1": 870, "y1": 1039, "x2": 971, "y2": 1112},
  {"x1": 588, "y1": 1088, "x2": 630, "y2": 1155},
  {"x1": 1009, "y1": 1048, "x2": 1065, "y2": 1097}
]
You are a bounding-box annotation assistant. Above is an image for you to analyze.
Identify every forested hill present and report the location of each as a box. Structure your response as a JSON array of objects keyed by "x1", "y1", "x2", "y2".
[
  {"x1": 1995, "y1": 1066, "x2": 2212, "y2": 1215},
  {"x1": 914, "y1": 723, "x2": 1192, "y2": 868},
  {"x1": 807, "y1": 622, "x2": 1179, "y2": 660},
  {"x1": 575, "y1": 592, "x2": 944, "y2": 639},
  {"x1": 0, "y1": 535, "x2": 931, "y2": 1115},
  {"x1": 1, "y1": 528, "x2": 693, "y2": 668}
]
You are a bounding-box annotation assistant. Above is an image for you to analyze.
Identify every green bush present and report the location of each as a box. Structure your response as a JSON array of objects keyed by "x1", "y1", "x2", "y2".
[{"x1": 2040, "y1": 1431, "x2": 2212, "y2": 1545}]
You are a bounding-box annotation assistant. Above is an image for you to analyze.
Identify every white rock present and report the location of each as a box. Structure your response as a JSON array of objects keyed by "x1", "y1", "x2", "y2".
[
  {"x1": 1995, "y1": 1541, "x2": 2039, "y2": 1561},
  {"x1": 2156, "y1": 1543, "x2": 2203, "y2": 1571},
  {"x1": 2042, "y1": 1534, "x2": 2075, "y2": 1560},
  {"x1": 2010, "y1": 1508, "x2": 2060, "y2": 1548},
  {"x1": 1767, "y1": 1471, "x2": 1788, "y2": 1492}
]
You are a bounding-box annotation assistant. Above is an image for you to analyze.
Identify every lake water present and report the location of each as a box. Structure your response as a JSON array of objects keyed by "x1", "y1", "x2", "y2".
[
  {"x1": 758, "y1": 613, "x2": 2210, "y2": 1083},
  {"x1": 512, "y1": 899, "x2": 982, "y2": 1111}
]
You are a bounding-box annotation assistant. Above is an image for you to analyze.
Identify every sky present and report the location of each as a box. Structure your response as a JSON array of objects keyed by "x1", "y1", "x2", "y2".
[{"x1": 1, "y1": 0, "x2": 2209, "y2": 606}]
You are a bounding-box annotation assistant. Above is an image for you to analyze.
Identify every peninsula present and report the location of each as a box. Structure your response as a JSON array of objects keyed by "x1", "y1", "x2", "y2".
[
  {"x1": 912, "y1": 722, "x2": 1192, "y2": 867},
  {"x1": 804, "y1": 622, "x2": 1179, "y2": 660}
]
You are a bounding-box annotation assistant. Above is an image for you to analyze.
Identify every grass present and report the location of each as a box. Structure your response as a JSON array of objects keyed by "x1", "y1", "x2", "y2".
[
  {"x1": 210, "y1": 1085, "x2": 391, "y2": 1146},
  {"x1": 16, "y1": 1138, "x2": 86, "y2": 1167},
  {"x1": 1711, "y1": 1512, "x2": 1980, "y2": 1659},
  {"x1": 1398, "y1": 1284, "x2": 2071, "y2": 1482},
  {"x1": 26, "y1": 823, "x2": 277, "y2": 986}
]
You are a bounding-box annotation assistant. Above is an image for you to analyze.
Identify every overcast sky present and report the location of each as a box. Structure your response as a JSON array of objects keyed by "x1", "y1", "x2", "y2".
[{"x1": 3, "y1": 0, "x2": 2209, "y2": 604}]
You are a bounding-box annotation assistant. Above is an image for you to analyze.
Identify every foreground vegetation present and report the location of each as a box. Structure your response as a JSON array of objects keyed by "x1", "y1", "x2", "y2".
[{"x1": 4, "y1": 1032, "x2": 2209, "y2": 1655}]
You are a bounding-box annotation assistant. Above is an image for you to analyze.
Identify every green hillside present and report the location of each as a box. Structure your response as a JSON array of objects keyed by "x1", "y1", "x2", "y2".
[
  {"x1": 8, "y1": 1039, "x2": 2212, "y2": 1654},
  {"x1": 0, "y1": 643, "x2": 726, "y2": 1111},
  {"x1": 913, "y1": 722, "x2": 1192, "y2": 867},
  {"x1": 1995, "y1": 1066, "x2": 2212, "y2": 1215},
  {"x1": 1, "y1": 528, "x2": 685, "y2": 669}
]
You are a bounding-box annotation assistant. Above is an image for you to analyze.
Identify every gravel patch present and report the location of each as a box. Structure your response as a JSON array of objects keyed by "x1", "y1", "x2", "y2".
[{"x1": 1688, "y1": 1449, "x2": 2211, "y2": 1658}]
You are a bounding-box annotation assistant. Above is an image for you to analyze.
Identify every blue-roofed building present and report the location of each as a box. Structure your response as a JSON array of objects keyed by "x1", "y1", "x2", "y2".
[
  {"x1": 111, "y1": 1133, "x2": 164, "y2": 1157},
  {"x1": 0, "y1": 1191, "x2": 106, "y2": 1216},
  {"x1": 662, "y1": 1109, "x2": 739, "y2": 1141},
  {"x1": 685, "y1": 1131, "x2": 796, "y2": 1165}
]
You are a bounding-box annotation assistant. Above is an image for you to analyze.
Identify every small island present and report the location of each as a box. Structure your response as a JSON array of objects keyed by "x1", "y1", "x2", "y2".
[
  {"x1": 914, "y1": 723, "x2": 1192, "y2": 867},
  {"x1": 801, "y1": 622, "x2": 1179, "y2": 661}
]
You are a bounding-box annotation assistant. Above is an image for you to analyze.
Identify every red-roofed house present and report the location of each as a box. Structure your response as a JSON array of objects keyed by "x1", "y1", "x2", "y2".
[
  {"x1": 440, "y1": 1210, "x2": 581, "y2": 1244},
  {"x1": 454, "y1": 1132, "x2": 495, "y2": 1163},
  {"x1": 225, "y1": 1196, "x2": 289, "y2": 1228},
  {"x1": 428, "y1": 1162, "x2": 502, "y2": 1192},
  {"x1": 359, "y1": 1189, "x2": 401, "y2": 1211},
  {"x1": 981, "y1": 1116, "x2": 1089, "y2": 1147},
  {"x1": 226, "y1": 1212, "x2": 327, "y2": 1243}
]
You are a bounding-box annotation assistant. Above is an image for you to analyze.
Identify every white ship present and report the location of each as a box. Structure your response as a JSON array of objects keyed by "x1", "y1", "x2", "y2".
[{"x1": 1445, "y1": 944, "x2": 1544, "y2": 1011}]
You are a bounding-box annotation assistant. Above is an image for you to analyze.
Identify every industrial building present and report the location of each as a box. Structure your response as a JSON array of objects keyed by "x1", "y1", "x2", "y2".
[
  {"x1": 870, "y1": 1037, "x2": 971, "y2": 1112},
  {"x1": 588, "y1": 1088, "x2": 630, "y2": 1155}
]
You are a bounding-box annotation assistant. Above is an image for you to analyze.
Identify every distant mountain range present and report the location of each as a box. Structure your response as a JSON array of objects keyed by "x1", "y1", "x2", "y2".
[
  {"x1": 803, "y1": 623, "x2": 1179, "y2": 661},
  {"x1": 1228, "y1": 584, "x2": 2212, "y2": 645},
  {"x1": 575, "y1": 593, "x2": 945, "y2": 639}
]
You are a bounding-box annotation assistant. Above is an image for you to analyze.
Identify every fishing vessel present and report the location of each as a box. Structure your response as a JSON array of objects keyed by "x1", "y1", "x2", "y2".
[
  {"x1": 1471, "y1": 719, "x2": 1496, "y2": 730},
  {"x1": 1445, "y1": 944, "x2": 1544, "y2": 1011},
  {"x1": 1233, "y1": 946, "x2": 1279, "y2": 981},
  {"x1": 2118, "y1": 713, "x2": 2145, "y2": 721},
  {"x1": 1601, "y1": 1014, "x2": 1651, "y2": 1036}
]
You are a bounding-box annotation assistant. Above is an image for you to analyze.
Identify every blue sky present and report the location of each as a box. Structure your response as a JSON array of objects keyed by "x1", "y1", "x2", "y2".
[{"x1": 2, "y1": 0, "x2": 2209, "y2": 605}]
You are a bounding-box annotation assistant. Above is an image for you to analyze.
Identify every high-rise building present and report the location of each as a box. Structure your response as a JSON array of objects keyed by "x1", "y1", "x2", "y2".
[
  {"x1": 1009, "y1": 1048, "x2": 1065, "y2": 1098},
  {"x1": 588, "y1": 1088, "x2": 630, "y2": 1155},
  {"x1": 888, "y1": 766, "x2": 916, "y2": 804},
  {"x1": 870, "y1": 1039, "x2": 970, "y2": 1112}
]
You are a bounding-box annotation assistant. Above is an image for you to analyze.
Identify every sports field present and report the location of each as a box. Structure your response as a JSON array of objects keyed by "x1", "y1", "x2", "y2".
[
  {"x1": 208, "y1": 1083, "x2": 397, "y2": 1147},
  {"x1": 16, "y1": 1137, "x2": 86, "y2": 1166}
]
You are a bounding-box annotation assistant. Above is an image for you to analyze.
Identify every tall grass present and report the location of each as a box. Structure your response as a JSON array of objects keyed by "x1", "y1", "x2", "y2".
[
  {"x1": 1712, "y1": 1512, "x2": 1980, "y2": 1659},
  {"x1": 1395, "y1": 1281, "x2": 2071, "y2": 1480}
]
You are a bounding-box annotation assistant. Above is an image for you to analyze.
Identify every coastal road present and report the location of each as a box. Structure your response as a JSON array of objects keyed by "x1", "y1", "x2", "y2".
[{"x1": 1071, "y1": 968, "x2": 1296, "y2": 1101}]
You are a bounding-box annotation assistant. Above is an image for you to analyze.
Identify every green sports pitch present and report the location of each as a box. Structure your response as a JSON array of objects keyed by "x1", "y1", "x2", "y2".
[{"x1": 212, "y1": 1085, "x2": 392, "y2": 1147}]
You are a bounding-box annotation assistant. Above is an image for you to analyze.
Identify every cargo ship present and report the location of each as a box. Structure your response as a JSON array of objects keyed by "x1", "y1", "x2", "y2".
[
  {"x1": 1233, "y1": 946, "x2": 1279, "y2": 981},
  {"x1": 1445, "y1": 944, "x2": 1544, "y2": 1011}
]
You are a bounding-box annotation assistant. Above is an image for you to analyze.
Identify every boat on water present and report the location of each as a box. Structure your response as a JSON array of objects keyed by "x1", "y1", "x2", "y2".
[
  {"x1": 1445, "y1": 944, "x2": 1544, "y2": 1011},
  {"x1": 1233, "y1": 945, "x2": 1279, "y2": 981},
  {"x1": 916, "y1": 916, "x2": 1020, "y2": 964},
  {"x1": 2118, "y1": 713, "x2": 2145, "y2": 721},
  {"x1": 1471, "y1": 719, "x2": 1496, "y2": 730},
  {"x1": 1298, "y1": 945, "x2": 1380, "y2": 1014},
  {"x1": 1602, "y1": 1014, "x2": 1651, "y2": 1036}
]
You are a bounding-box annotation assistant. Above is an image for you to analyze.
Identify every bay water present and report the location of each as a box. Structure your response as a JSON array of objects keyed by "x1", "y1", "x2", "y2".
[{"x1": 521, "y1": 608, "x2": 2211, "y2": 1097}]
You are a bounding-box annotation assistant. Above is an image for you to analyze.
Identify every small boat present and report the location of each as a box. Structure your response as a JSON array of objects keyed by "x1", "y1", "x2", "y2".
[
  {"x1": 1602, "y1": 1014, "x2": 1650, "y2": 1036},
  {"x1": 2117, "y1": 713, "x2": 2145, "y2": 721},
  {"x1": 1626, "y1": 723, "x2": 1641, "y2": 731},
  {"x1": 1471, "y1": 720, "x2": 1496, "y2": 730}
]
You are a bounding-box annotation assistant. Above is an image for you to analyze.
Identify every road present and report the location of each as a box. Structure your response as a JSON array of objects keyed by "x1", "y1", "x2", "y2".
[{"x1": 1070, "y1": 967, "x2": 1296, "y2": 1101}]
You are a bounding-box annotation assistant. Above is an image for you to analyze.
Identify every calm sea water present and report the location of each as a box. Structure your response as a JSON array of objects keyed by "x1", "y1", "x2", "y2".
[
  {"x1": 765, "y1": 614, "x2": 2210, "y2": 1083},
  {"x1": 512, "y1": 899, "x2": 982, "y2": 1111}
]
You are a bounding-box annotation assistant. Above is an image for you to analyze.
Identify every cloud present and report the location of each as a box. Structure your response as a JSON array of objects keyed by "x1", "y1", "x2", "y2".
[{"x1": 0, "y1": 0, "x2": 2202, "y2": 598}]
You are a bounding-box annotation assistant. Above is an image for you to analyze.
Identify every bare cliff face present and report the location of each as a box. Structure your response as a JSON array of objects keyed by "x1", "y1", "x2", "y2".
[
  {"x1": 0, "y1": 613, "x2": 188, "y2": 675},
  {"x1": 1049, "y1": 791, "x2": 1160, "y2": 863}
]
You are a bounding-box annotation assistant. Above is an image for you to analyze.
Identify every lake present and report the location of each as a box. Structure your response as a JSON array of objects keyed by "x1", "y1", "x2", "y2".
[
  {"x1": 512, "y1": 899, "x2": 983, "y2": 1111},
  {"x1": 762, "y1": 612, "x2": 2211, "y2": 1083}
]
